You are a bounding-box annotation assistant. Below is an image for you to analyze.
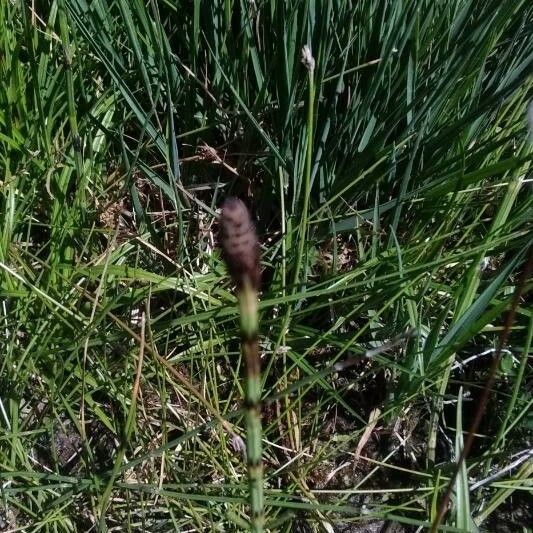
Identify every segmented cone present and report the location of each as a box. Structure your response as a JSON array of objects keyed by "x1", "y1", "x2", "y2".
[{"x1": 220, "y1": 198, "x2": 261, "y2": 289}]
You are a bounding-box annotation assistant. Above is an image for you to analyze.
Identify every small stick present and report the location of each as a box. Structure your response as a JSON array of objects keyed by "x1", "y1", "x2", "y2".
[
  {"x1": 220, "y1": 198, "x2": 264, "y2": 532},
  {"x1": 430, "y1": 248, "x2": 533, "y2": 532}
]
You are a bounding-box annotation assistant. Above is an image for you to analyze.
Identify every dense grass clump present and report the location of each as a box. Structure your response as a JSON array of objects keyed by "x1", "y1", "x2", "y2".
[{"x1": 1, "y1": 1, "x2": 531, "y2": 531}]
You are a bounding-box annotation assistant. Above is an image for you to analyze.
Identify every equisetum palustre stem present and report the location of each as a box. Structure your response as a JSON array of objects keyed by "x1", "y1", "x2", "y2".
[{"x1": 220, "y1": 198, "x2": 264, "y2": 533}]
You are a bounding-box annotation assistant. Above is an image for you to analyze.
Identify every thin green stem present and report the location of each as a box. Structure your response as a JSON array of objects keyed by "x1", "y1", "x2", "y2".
[
  {"x1": 292, "y1": 57, "x2": 316, "y2": 292},
  {"x1": 238, "y1": 278, "x2": 264, "y2": 532},
  {"x1": 272, "y1": 54, "x2": 316, "y2": 452}
]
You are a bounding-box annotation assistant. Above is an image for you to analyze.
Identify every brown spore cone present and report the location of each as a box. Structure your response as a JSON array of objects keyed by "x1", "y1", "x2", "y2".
[{"x1": 220, "y1": 197, "x2": 260, "y2": 290}]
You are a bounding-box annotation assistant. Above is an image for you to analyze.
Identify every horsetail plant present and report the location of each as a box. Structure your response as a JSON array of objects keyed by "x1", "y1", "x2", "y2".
[{"x1": 220, "y1": 198, "x2": 264, "y2": 532}]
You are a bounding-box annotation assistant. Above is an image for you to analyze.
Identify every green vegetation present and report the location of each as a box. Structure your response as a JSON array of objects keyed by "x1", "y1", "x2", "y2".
[
  {"x1": 221, "y1": 197, "x2": 264, "y2": 532},
  {"x1": 1, "y1": 1, "x2": 531, "y2": 531}
]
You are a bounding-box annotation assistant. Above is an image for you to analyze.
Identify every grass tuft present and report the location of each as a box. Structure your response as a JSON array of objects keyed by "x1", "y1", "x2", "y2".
[{"x1": 1, "y1": 1, "x2": 532, "y2": 531}]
